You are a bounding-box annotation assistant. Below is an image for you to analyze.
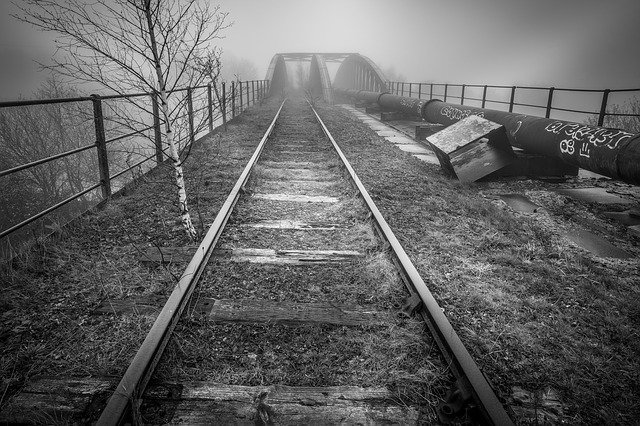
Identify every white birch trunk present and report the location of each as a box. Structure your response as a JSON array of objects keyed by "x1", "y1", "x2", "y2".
[{"x1": 144, "y1": 2, "x2": 197, "y2": 240}]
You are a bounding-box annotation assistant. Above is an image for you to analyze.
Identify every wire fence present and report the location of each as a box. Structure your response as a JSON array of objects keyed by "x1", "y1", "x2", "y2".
[
  {"x1": 387, "y1": 81, "x2": 640, "y2": 130},
  {"x1": 0, "y1": 79, "x2": 270, "y2": 258}
]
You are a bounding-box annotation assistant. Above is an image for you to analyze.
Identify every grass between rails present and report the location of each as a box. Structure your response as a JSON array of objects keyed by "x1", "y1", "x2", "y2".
[
  {"x1": 317, "y1": 103, "x2": 640, "y2": 424},
  {"x1": 0, "y1": 100, "x2": 281, "y2": 416}
]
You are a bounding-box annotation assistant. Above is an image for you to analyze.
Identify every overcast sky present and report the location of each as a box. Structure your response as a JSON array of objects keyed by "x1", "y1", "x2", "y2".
[{"x1": 1, "y1": 0, "x2": 639, "y2": 100}]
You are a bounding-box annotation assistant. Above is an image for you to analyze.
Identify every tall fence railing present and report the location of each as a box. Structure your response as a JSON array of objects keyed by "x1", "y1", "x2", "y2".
[
  {"x1": 0, "y1": 79, "x2": 269, "y2": 256},
  {"x1": 387, "y1": 81, "x2": 640, "y2": 130}
]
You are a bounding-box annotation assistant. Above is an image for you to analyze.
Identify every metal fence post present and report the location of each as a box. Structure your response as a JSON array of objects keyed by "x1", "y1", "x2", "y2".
[
  {"x1": 461, "y1": 84, "x2": 466, "y2": 105},
  {"x1": 482, "y1": 85, "x2": 488, "y2": 108},
  {"x1": 151, "y1": 93, "x2": 163, "y2": 164},
  {"x1": 418, "y1": 83, "x2": 422, "y2": 99},
  {"x1": 222, "y1": 82, "x2": 227, "y2": 129},
  {"x1": 207, "y1": 84, "x2": 213, "y2": 133},
  {"x1": 444, "y1": 84, "x2": 448, "y2": 102},
  {"x1": 509, "y1": 86, "x2": 517, "y2": 113},
  {"x1": 187, "y1": 86, "x2": 195, "y2": 145},
  {"x1": 545, "y1": 87, "x2": 555, "y2": 118},
  {"x1": 408, "y1": 83, "x2": 412, "y2": 97},
  {"x1": 252, "y1": 80, "x2": 255, "y2": 106},
  {"x1": 430, "y1": 83, "x2": 433, "y2": 99},
  {"x1": 239, "y1": 81, "x2": 243, "y2": 113},
  {"x1": 91, "y1": 94, "x2": 111, "y2": 198},
  {"x1": 232, "y1": 82, "x2": 236, "y2": 119},
  {"x1": 401, "y1": 82, "x2": 405, "y2": 96},
  {"x1": 598, "y1": 89, "x2": 611, "y2": 126}
]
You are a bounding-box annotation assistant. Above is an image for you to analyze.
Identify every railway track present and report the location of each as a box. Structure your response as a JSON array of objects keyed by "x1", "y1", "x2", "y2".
[{"x1": 96, "y1": 97, "x2": 513, "y2": 425}]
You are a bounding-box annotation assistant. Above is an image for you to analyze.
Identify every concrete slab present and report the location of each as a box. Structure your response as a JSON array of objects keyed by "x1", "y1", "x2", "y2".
[
  {"x1": 564, "y1": 228, "x2": 632, "y2": 258},
  {"x1": 413, "y1": 154, "x2": 440, "y2": 164},
  {"x1": 388, "y1": 135, "x2": 416, "y2": 145},
  {"x1": 395, "y1": 144, "x2": 430, "y2": 154},
  {"x1": 556, "y1": 187, "x2": 634, "y2": 205},
  {"x1": 499, "y1": 194, "x2": 541, "y2": 213}
]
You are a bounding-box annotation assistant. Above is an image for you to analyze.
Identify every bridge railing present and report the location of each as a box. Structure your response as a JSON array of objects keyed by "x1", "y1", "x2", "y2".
[
  {"x1": 388, "y1": 81, "x2": 640, "y2": 129},
  {"x1": 0, "y1": 79, "x2": 268, "y2": 257}
]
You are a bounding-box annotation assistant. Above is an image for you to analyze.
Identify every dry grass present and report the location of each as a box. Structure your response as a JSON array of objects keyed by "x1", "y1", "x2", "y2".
[
  {"x1": 320, "y1": 103, "x2": 640, "y2": 423},
  {"x1": 0, "y1": 101, "x2": 281, "y2": 415}
]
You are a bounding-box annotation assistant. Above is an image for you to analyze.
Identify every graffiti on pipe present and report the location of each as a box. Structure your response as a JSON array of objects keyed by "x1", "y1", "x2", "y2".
[
  {"x1": 545, "y1": 121, "x2": 634, "y2": 158},
  {"x1": 440, "y1": 105, "x2": 485, "y2": 121}
]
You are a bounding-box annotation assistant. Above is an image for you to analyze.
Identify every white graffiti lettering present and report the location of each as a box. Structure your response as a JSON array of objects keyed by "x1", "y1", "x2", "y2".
[
  {"x1": 559, "y1": 139, "x2": 575, "y2": 155},
  {"x1": 579, "y1": 142, "x2": 591, "y2": 158},
  {"x1": 544, "y1": 121, "x2": 633, "y2": 151},
  {"x1": 440, "y1": 105, "x2": 485, "y2": 121}
]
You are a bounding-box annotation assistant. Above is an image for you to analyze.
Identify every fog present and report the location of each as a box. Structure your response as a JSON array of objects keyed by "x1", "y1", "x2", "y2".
[{"x1": 1, "y1": 0, "x2": 640, "y2": 100}]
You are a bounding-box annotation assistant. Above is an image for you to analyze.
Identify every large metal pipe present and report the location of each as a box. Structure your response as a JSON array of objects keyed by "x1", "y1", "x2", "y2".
[{"x1": 337, "y1": 88, "x2": 640, "y2": 184}]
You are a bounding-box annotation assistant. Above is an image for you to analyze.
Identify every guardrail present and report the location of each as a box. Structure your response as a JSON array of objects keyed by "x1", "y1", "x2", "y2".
[
  {"x1": 0, "y1": 79, "x2": 270, "y2": 253},
  {"x1": 387, "y1": 81, "x2": 640, "y2": 128}
]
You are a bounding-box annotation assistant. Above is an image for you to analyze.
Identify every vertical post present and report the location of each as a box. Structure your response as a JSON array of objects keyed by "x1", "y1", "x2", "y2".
[
  {"x1": 151, "y1": 93, "x2": 163, "y2": 164},
  {"x1": 598, "y1": 89, "x2": 611, "y2": 126},
  {"x1": 430, "y1": 83, "x2": 433, "y2": 99},
  {"x1": 444, "y1": 84, "x2": 448, "y2": 102},
  {"x1": 401, "y1": 82, "x2": 405, "y2": 96},
  {"x1": 239, "y1": 81, "x2": 243, "y2": 113},
  {"x1": 418, "y1": 83, "x2": 422, "y2": 99},
  {"x1": 91, "y1": 94, "x2": 111, "y2": 198},
  {"x1": 207, "y1": 83, "x2": 213, "y2": 133},
  {"x1": 222, "y1": 82, "x2": 227, "y2": 129},
  {"x1": 252, "y1": 80, "x2": 255, "y2": 106},
  {"x1": 461, "y1": 84, "x2": 466, "y2": 105},
  {"x1": 231, "y1": 82, "x2": 236, "y2": 119},
  {"x1": 187, "y1": 86, "x2": 194, "y2": 145},
  {"x1": 508, "y1": 86, "x2": 517, "y2": 113},
  {"x1": 409, "y1": 83, "x2": 412, "y2": 98},
  {"x1": 481, "y1": 85, "x2": 488, "y2": 108},
  {"x1": 545, "y1": 87, "x2": 555, "y2": 118}
]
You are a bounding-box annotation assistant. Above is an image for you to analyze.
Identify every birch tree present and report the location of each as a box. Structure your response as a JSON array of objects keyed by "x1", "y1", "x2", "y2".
[{"x1": 17, "y1": 0, "x2": 229, "y2": 239}]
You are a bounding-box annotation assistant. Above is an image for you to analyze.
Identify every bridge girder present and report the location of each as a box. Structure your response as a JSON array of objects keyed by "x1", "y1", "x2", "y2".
[
  {"x1": 333, "y1": 53, "x2": 389, "y2": 93},
  {"x1": 308, "y1": 54, "x2": 333, "y2": 103},
  {"x1": 264, "y1": 52, "x2": 388, "y2": 102}
]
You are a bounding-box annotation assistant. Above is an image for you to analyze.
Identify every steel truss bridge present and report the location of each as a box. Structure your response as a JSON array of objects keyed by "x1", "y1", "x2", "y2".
[{"x1": 265, "y1": 52, "x2": 640, "y2": 185}]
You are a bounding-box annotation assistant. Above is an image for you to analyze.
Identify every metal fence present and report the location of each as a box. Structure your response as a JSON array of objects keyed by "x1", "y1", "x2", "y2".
[
  {"x1": 0, "y1": 79, "x2": 269, "y2": 256},
  {"x1": 387, "y1": 81, "x2": 640, "y2": 129}
]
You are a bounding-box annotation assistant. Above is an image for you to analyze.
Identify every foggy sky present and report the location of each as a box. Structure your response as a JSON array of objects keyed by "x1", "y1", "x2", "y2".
[{"x1": 1, "y1": 0, "x2": 639, "y2": 100}]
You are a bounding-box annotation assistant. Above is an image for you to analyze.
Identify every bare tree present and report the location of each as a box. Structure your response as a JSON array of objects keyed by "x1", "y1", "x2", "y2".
[{"x1": 16, "y1": 0, "x2": 230, "y2": 240}]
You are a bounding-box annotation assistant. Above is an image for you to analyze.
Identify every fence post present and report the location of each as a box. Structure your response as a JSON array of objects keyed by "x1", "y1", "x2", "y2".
[
  {"x1": 187, "y1": 86, "x2": 195, "y2": 145},
  {"x1": 232, "y1": 82, "x2": 236, "y2": 119},
  {"x1": 408, "y1": 83, "x2": 412, "y2": 98},
  {"x1": 461, "y1": 84, "x2": 466, "y2": 105},
  {"x1": 401, "y1": 82, "x2": 405, "y2": 96},
  {"x1": 207, "y1": 84, "x2": 213, "y2": 133},
  {"x1": 91, "y1": 94, "x2": 111, "y2": 199},
  {"x1": 430, "y1": 83, "x2": 433, "y2": 99},
  {"x1": 509, "y1": 86, "x2": 516, "y2": 113},
  {"x1": 251, "y1": 80, "x2": 255, "y2": 105},
  {"x1": 598, "y1": 89, "x2": 611, "y2": 126},
  {"x1": 151, "y1": 93, "x2": 163, "y2": 164},
  {"x1": 482, "y1": 85, "x2": 488, "y2": 108},
  {"x1": 418, "y1": 83, "x2": 422, "y2": 99},
  {"x1": 545, "y1": 87, "x2": 555, "y2": 118},
  {"x1": 444, "y1": 84, "x2": 448, "y2": 102},
  {"x1": 222, "y1": 82, "x2": 227, "y2": 129},
  {"x1": 239, "y1": 81, "x2": 243, "y2": 113}
]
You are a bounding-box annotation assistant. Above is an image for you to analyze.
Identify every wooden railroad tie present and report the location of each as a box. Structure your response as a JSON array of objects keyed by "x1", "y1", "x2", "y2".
[
  {"x1": 94, "y1": 298, "x2": 387, "y2": 327},
  {"x1": 140, "y1": 247, "x2": 364, "y2": 265}
]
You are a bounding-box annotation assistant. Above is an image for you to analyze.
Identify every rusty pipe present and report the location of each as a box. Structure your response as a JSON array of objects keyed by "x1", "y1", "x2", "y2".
[{"x1": 336, "y1": 88, "x2": 640, "y2": 184}]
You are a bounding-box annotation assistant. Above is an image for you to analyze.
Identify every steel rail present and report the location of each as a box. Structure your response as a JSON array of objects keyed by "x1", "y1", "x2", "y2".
[
  {"x1": 309, "y1": 102, "x2": 513, "y2": 426},
  {"x1": 96, "y1": 99, "x2": 286, "y2": 425}
]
